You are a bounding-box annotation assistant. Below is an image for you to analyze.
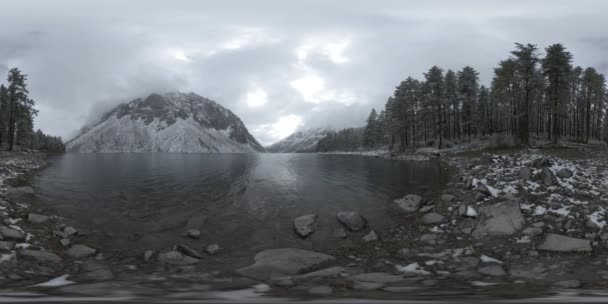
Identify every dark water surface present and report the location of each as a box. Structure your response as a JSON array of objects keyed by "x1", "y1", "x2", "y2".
[{"x1": 33, "y1": 153, "x2": 444, "y2": 268}]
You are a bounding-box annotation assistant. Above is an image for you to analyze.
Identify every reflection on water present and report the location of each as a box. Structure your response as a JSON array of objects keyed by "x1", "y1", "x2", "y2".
[{"x1": 34, "y1": 153, "x2": 444, "y2": 268}]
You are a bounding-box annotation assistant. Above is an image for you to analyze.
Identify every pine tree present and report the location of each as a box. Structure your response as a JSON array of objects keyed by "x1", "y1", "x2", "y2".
[
  {"x1": 363, "y1": 108, "x2": 379, "y2": 148},
  {"x1": 6, "y1": 68, "x2": 35, "y2": 151},
  {"x1": 512, "y1": 43, "x2": 539, "y2": 145},
  {"x1": 458, "y1": 66, "x2": 479, "y2": 141},
  {"x1": 542, "y1": 44, "x2": 572, "y2": 144}
]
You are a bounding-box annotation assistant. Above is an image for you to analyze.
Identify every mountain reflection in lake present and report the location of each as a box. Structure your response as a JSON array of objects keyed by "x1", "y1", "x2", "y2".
[{"x1": 33, "y1": 153, "x2": 445, "y2": 269}]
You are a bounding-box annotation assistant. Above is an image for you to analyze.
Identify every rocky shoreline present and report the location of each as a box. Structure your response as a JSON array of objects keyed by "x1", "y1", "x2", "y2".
[{"x1": 1, "y1": 148, "x2": 608, "y2": 301}]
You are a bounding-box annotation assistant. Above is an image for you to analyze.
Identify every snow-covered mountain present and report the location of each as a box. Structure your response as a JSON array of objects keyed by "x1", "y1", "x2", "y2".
[
  {"x1": 67, "y1": 92, "x2": 265, "y2": 153},
  {"x1": 266, "y1": 128, "x2": 332, "y2": 153}
]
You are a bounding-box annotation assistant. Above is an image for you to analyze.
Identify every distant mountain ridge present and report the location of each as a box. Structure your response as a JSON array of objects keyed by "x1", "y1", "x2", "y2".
[
  {"x1": 266, "y1": 127, "x2": 332, "y2": 153},
  {"x1": 67, "y1": 92, "x2": 265, "y2": 153}
]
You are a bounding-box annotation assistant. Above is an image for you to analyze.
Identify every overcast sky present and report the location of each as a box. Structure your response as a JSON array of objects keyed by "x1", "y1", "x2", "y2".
[{"x1": 2, "y1": 0, "x2": 608, "y2": 145}]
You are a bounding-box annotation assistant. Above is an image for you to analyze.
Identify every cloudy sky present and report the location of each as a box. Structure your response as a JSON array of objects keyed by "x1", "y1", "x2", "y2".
[{"x1": 1, "y1": 0, "x2": 608, "y2": 145}]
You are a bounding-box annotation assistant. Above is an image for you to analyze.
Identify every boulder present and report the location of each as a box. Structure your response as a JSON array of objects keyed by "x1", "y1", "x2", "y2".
[
  {"x1": 440, "y1": 194, "x2": 455, "y2": 203},
  {"x1": 477, "y1": 184, "x2": 492, "y2": 197},
  {"x1": 59, "y1": 239, "x2": 71, "y2": 247},
  {"x1": 518, "y1": 167, "x2": 532, "y2": 180},
  {"x1": 27, "y1": 213, "x2": 49, "y2": 224},
  {"x1": 422, "y1": 213, "x2": 445, "y2": 225},
  {"x1": 19, "y1": 249, "x2": 62, "y2": 263},
  {"x1": 293, "y1": 214, "x2": 317, "y2": 238},
  {"x1": 362, "y1": 230, "x2": 378, "y2": 242},
  {"x1": 4, "y1": 186, "x2": 35, "y2": 201},
  {"x1": 556, "y1": 168, "x2": 574, "y2": 179},
  {"x1": 336, "y1": 211, "x2": 366, "y2": 231},
  {"x1": 537, "y1": 233, "x2": 591, "y2": 252},
  {"x1": 392, "y1": 194, "x2": 422, "y2": 213},
  {"x1": 532, "y1": 156, "x2": 552, "y2": 168},
  {"x1": 65, "y1": 244, "x2": 97, "y2": 258},
  {"x1": 419, "y1": 205, "x2": 434, "y2": 213},
  {"x1": 184, "y1": 229, "x2": 200, "y2": 239},
  {"x1": 541, "y1": 167, "x2": 559, "y2": 187},
  {"x1": 176, "y1": 244, "x2": 203, "y2": 259},
  {"x1": 477, "y1": 264, "x2": 506, "y2": 276},
  {"x1": 475, "y1": 192, "x2": 488, "y2": 202},
  {"x1": 471, "y1": 199, "x2": 526, "y2": 239},
  {"x1": 0, "y1": 226, "x2": 25, "y2": 241},
  {"x1": 236, "y1": 248, "x2": 335, "y2": 280}
]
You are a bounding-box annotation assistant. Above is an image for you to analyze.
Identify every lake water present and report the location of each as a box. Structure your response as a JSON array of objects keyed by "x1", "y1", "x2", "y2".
[{"x1": 33, "y1": 153, "x2": 445, "y2": 269}]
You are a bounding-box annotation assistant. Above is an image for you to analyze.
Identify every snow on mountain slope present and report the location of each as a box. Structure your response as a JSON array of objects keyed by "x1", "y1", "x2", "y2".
[
  {"x1": 67, "y1": 92, "x2": 265, "y2": 153},
  {"x1": 266, "y1": 128, "x2": 332, "y2": 153}
]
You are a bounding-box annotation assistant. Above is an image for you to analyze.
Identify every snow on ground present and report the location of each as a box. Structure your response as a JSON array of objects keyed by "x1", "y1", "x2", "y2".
[
  {"x1": 396, "y1": 262, "x2": 432, "y2": 275},
  {"x1": 32, "y1": 275, "x2": 75, "y2": 287}
]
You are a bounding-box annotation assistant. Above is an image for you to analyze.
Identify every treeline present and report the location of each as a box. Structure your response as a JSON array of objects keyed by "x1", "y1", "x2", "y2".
[
  {"x1": 316, "y1": 128, "x2": 364, "y2": 152},
  {"x1": 0, "y1": 68, "x2": 65, "y2": 152},
  {"x1": 319, "y1": 42, "x2": 608, "y2": 152}
]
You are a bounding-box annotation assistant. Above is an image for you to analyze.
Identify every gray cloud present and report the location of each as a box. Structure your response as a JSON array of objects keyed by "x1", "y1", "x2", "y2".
[{"x1": 1, "y1": 0, "x2": 608, "y2": 145}]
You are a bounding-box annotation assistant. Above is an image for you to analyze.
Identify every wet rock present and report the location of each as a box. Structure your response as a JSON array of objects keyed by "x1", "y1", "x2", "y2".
[
  {"x1": 518, "y1": 167, "x2": 532, "y2": 180},
  {"x1": 541, "y1": 167, "x2": 559, "y2": 187},
  {"x1": 362, "y1": 230, "x2": 378, "y2": 242},
  {"x1": 553, "y1": 280, "x2": 581, "y2": 289},
  {"x1": 471, "y1": 199, "x2": 526, "y2": 239},
  {"x1": 293, "y1": 214, "x2": 317, "y2": 238},
  {"x1": 63, "y1": 226, "x2": 78, "y2": 236},
  {"x1": 143, "y1": 250, "x2": 154, "y2": 262},
  {"x1": 308, "y1": 285, "x2": 333, "y2": 295},
  {"x1": 477, "y1": 264, "x2": 506, "y2": 276},
  {"x1": 556, "y1": 168, "x2": 573, "y2": 179},
  {"x1": 184, "y1": 229, "x2": 200, "y2": 239},
  {"x1": 206, "y1": 244, "x2": 221, "y2": 255},
  {"x1": 422, "y1": 213, "x2": 445, "y2": 225},
  {"x1": 419, "y1": 205, "x2": 434, "y2": 213},
  {"x1": 537, "y1": 233, "x2": 591, "y2": 252},
  {"x1": 392, "y1": 194, "x2": 422, "y2": 213},
  {"x1": 27, "y1": 213, "x2": 49, "y2": 224},
  {"x1": 458, "y1": 204, "x2": 467, "y2": 216},
  {"x1": 351, "y1": 272, "x2": 405, "y2": 283},
  {"x1": 332, "y1": 227, "x2": 347, "y2": 239},
  {"x1": 236, "y1": 248, "x2": 335, "y2": 280},
  {"x1": 0, "y1": 241, "x2": 15, "y2": 251},
  {"x1": 336, "y1": 211, "x2": 367, "y2": 231},
  {"x1": 0, "y1": 226, "x2": 25, "y2": 241},
  {"x1": 4, "y1": 186, "x2": 35, "y2": 201},
  {"x1": 65, "y1": 244, "x2": 97, "y2": 258},
  {"x1": 19, "y1": 249, "x2": 62, "y2": 263},
  {"x1": 176, "y1": 244, "x2": 203, "y2": 259},
  {"x1": 532, "y1": 156, "x2": 552, "y2": 168},
  {"x1": 440, "y1": 194, "x2": 455, "y2": 203}
]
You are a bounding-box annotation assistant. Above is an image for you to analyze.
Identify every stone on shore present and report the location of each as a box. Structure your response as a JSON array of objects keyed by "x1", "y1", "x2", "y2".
[
  {"x1": 206, "y1": 244, "x2": 221, "y2": 255},
  {"x1": 4, "y1": 186, "x2": 35, "y2": 201},
  {"x1": 537, "y1": 234, "x2": 591, "y2": 252},
  {"x1": 0, "y1": 240, "x2": 15, "y2": 251},
  {"x1": 392, "y1": 194, "x2": 422, "y2": 213},
  {"x1": 236, "y1": 248, "x2": 335, "y2": 280},
  {"x1": 362, "y1": 230, "x2": 378, "y2": 242},
  {"x1": 556, "y1": 168, "x2": 574, "y2": 179},
  {"x1": 0, "y1": 226, "x2": 25, "y2": 241},
  {"x1": 76, "y1": 262, "x2": 114, "y2": 282},
  {"x1": 351, "y1": 272, "x2": 406, "y2": 283},
  {"x1": 293, "y1": 214, "x2": 317, "y2": 238},
  {"x1": 471, "y1": 199, "x2": 525, "y2": 239},
  {"x1": 422, "y1": 213, "x2": 445, "y2": 225},
  {"x1": 144, "y1": 250, "x2": 154, "y2": 262},
  {"x1": 184, "y1": 229, "x2": 200, "y2": 239},
  {"x1": 477, "y1": 264, "x2": 506, "y2": 276},
  {"x1": 19, "y1": 249, "x2": 62, "y2": 263},
  {"x1": 336, "y1": 211, "x2": 367, "y2": 231},
  {"x1": 532, "y1": 156, "x2": 552, "y2": 168},
  {"x1": 440, "y1": 194, "x2": 455, "y2": 203},
  {"x1": 65, "y1": 244, "x2": 97, "y2": 258},
  {"x1": 542, "y1": 167, "x2": 559, "y2": 187},
  {"x1": 27, "y1": 213, "x2": 49, "y2": 224},
  {"x1": 176, "y1": 244, "x2": 203, "y2": 259},
  {"x1": 63, "y1": 226, "x2": 78, "y2": 236},
  {"x1": 518, "y1": 167, "x2": 532, "y2": 180},
  {"x1": 158, "y1": 250, "x2": 199, "y2": 265}
]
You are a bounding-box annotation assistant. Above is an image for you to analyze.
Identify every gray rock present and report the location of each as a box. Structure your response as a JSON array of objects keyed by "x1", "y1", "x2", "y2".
[
  {"x1": 477, "y1": 183, "x2": 492, "y2": 196},
  {"x1": 0, "y1": 241, "x2": 15, "y2": 251},
  {"x1": 336, "y1": 211, "x2": 367, "y2": 231},
  {"x1": 553, "y1": 280, "x2": 581, "y2": 289},
  {"x1": 206, "y1": 244, "x2": 221, "y2": 255},
  {"x1": 308, "y1": 286, "x2": 333, "y2": 295},
  {"x1": 352, "y1": 281, "x2": 385, "y2": 291},
  {"x1": 292, "y1": 266, "x2": 344, "y2": 280},
  {"x1": 293, "y1": 214, "x2": 317, "y2": 238},
  {"x1": 184, "y1": 229, "x2": 200, "y2": 239},
  {"x1": 77, "y1": 262, "x2": 114, "y2": 282},
  {"x1": 518, "y1": 167, "x2": 532, "y2": 180},
  {"x1": 533, "y1": 156, "x2": 552, "y2": 168},
  {"x1": 0, "y1": 226, "x2": 25, "y2": 241},
  {"x1": 477, "y1": 264, "x2": 506, "y2": 276},
  {"x1": 332, "y1": 227, "x2": 347, "y2": 239},
  {"x1": 362, "y1": 230, "x2": 378, "y2": 242},
  {"x1": 236, "y1": 248, "x2": 335, "y2": 280},
  {"x1": 27, "y1": 213, "x2": 49, "y2": 224},
  {"x1": 471, "y1": 199, "x2": 526, "y2": 239},
  {"x1": 19, "y1": 249, "x2": 62, "y2": 263},
  {"x1": 59, "y1": 238, "x2": 71, "y2": 247},
  {"x1": 420, "y1": 233, "x2": 437, "y2": 244},
  {"x1": 419, "y1": 205, "x2": 434, "y2": 213},
  {"x1": 176, "y1": 244, "x2": 203, "y2": 259},
  {"x1": 537, "y1": 233, "x2": 591, "y2": 252},
  {"x1": 440, "y1": 194, "x2": 455, "y2": 203},
  {"x1": 65, "y1": 244, "x2": 97, "y2": 258},
  {"x1": 4, "y1": 186, "x2": 35, "y2": 201},
  {"x1": 475, "y1": 192, "x2": 488, "y2": 202},
  {"x1": 458, "y1": 204, "x2": 467, "y2": 216},
  {"x1": 158, "y1": 250, "x2": 199, "y2": 265},
  {"x1": 351, "y1": 272, "x2": 405, "y2": 283},
  {"x1": 522, "y1": 227, "x2": 543, "y2": 236},
  {"x1": 143, "y1": 250, "x2": 154, "y2": 261},
  {"x1": 556, "y1": 168, "x2": 573, "y2": 179},
  {"x1": 63, "y1": 226, "x2": 78, "y2": 236},
  {"x1": 392, "y1": 194, "x2": 422, "y2": 213},
  {"x1": 542, "y1": 167, "x2": 559, "y2": 187},
  {"x1": 422, "y1": 213, "x2": 445, "y2": 225}
]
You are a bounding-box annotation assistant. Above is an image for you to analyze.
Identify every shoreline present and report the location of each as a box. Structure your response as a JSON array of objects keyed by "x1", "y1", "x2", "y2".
[{"x1": 1, "y1": 148, "x2": 608, "y2": 301}]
